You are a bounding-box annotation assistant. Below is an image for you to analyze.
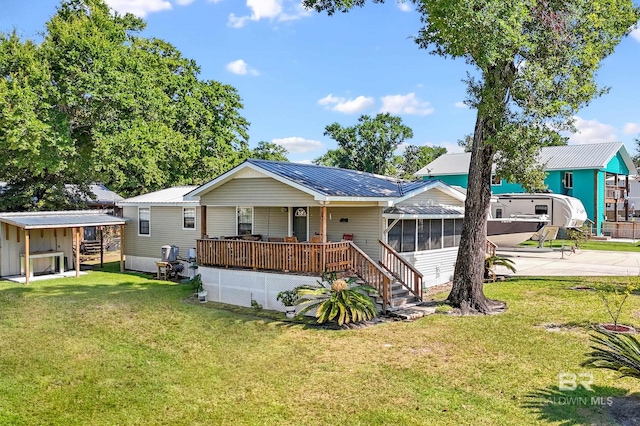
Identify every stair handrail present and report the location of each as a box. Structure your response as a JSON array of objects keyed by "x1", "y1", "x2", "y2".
[
  {"x1": 346, "y1": 241, "x2": 394, "y2": 311},
  {"x1": 485, "y1": 239, "x2": 497, "y2": 257},
  {"x1": 378, "y1": 239, "x2": 423, "y2": 300}
]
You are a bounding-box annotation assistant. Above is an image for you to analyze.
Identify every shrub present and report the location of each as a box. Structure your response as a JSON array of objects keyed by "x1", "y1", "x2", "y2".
[
  {"x1": 276, "y1": 289, "x2": 298, "y2": 306},
  {"x1": 594, "y1": 277, "x2": 636, "y2": 328},
  {"x1": 295, "y1": 276, "x2": 377, "y2": 325},
  {"x1": 582, "y1": 329, "x2": 640, "y2": 380}
]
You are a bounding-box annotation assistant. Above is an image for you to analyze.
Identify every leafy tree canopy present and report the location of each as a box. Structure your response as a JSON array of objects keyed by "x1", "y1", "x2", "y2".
[
  {"x1": 304, "y1": 0, "x2": 639, "y2": 312},
  {"x1": 0, "y1": 0, "x2": 250, "y2": 209},
  {"x1": 313, "y1": 113, "x2": 413, "y2": 175},
  {"x1": 250, "y1": 141, "x2": 289, "y2": 162},
  {"x1": 394, "y1": 144, "x2": 447, "y2": 179}
]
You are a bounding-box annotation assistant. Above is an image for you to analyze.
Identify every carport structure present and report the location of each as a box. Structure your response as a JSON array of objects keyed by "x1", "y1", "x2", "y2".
[{"x1": 0, "y1": 211, "x2": 126, "y2": 284}]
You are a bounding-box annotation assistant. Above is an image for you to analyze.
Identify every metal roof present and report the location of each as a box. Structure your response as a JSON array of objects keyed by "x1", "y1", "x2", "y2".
[
  {"x1": 242, "y1": 159, "x2": 438, "y2": 198},
  {"x1": 118, "y1": 186, "x2": 198, "y2": 206},
  {"x1": 0, "y1": 210, "x2": 127, "y2": 229},
  {"x1": 63, "y1": 183, "x2": 124, "y2": 205},
  {"x1": 383, "y1": 205, "x2": 465, "y2": 217},
  {"x1": 416, "y1": 143, "x2": 637, "y2": 176}
]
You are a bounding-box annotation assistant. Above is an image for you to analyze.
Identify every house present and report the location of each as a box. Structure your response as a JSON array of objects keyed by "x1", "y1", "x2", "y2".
[
  {"x1": 0, "y1": 210, "x2": 126, "y2": 284},
  {"x1": 117, "y1": 186, "x2": 200, "y2": 273},
  {"x1": 415, "y1": 143, "x2": 638, "y2": 234},
  {"x1": 118, "y1": 160, "x2": 469, "y2": 311}
]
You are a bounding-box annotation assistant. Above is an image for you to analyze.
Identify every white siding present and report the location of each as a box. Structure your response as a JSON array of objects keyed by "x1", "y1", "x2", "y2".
[
  {"x1": 320, "y1": 206, "x2": 383, "y2": 261},
  {"x1": 0, "y1": 225, "x2": 74, "y2": 277},
  {"x1": 254, "y1": 207, "x2": 289, "y2": 239},
  {"x1": 122, "y1": 206, "x2": 200, "y2": 259},
  {"x1": 398, "y1": 188, "x2": 463, "y2": 207},
  {"x1": 400, "y1": 247, "x2": 458, "y2": 288},
  {"x1": 206, "y1": 206, "x2": 236, "y2": 238},
  {"x1": 199, "y1": 178, "x2": 317, "y2": 206}
]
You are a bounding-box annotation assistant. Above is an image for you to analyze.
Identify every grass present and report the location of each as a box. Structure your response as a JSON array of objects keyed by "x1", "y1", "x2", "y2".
[
  {"x1": 520, "y1": 239, "x2": 640, "y2": 252},
  {"x1": 1, "y1": 263, "x2": 640, "y2": 425}
]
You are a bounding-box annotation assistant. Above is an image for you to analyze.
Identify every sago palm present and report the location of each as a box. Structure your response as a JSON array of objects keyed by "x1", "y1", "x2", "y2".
[
  {"x1": 582, "y1": 329, "x2": 640, "y2": 380},
  {"x1": 295, "y1": 277, "x2": 378, "y2": 325}
]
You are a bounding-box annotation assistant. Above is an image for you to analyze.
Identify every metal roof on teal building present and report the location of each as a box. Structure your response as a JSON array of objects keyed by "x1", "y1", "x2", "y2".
[{"x1": 416, "y1": 143, "x2": 637, "y2": 177}]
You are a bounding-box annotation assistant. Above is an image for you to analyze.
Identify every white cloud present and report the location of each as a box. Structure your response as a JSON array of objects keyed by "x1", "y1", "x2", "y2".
[
  {"x1": 454, "y1": 101, "x2": 467, "y2": 109},
  {"x1": 379, "y1": 93, "x2": 434, "y2": 115},
  {"x1": 623, "y1": 122, "x2": 640, "y2": 135},
  {"x1": 105, "y1": 0, "x2": 171, "y2": 17},
  {"x1": 228, "y1": 0, "x2": 309, "y2": 28},
  {"x1": 317, "y1": 94, "x2": 375, "y2": 114},
  {"x1": 631, "y1": 26, "x2": 640, "y2": 43},
  {"x1": 226, "y1": 59, "x2": 259, "y2": 76},
  {"x1": 567, "y1": 116, "x2": 617, "y2": 145},
  {"x1": 296, "y1": 159, "x2": 314, "y2": 165},
  {"x1": 397, "y1": 2, "x2": 411, "y2": 12},
  {"x1": 272, "y1": 137, "x2": 324, "y2": 153},
  {"x1": 175, "y1": 0, "x2": 195, "y2": 5}
]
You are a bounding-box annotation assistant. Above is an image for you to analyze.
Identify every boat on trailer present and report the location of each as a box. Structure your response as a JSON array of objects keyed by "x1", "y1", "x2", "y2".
[{"x1": 487, "y1": 193, "x2": 588, "y2": 247}]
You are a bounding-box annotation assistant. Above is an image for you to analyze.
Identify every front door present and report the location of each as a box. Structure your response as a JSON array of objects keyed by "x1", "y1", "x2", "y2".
[{"x1": 292, "y1": 207, "x2": 308, "y2": 242}]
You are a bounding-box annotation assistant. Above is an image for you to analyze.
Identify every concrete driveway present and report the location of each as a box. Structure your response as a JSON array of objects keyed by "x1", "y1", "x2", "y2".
[{"x1": 494, "y1": 248, "x2": 640, "y2": 277}]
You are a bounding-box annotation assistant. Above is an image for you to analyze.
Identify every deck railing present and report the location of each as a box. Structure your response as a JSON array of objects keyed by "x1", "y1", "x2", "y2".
[
  {"x1": 378, "y1": 240, "x2": 423, "y2": 300},
  {"x1": 605, "y1": 185, "x2": 627, "y2": 201},
  {"x1": 196, "y1": 239, "x2": 394, "y2": 310}
]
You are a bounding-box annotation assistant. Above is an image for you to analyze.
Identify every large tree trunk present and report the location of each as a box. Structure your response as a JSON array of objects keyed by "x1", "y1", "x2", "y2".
[
  {"x1": 446, "y1": 114, "x2": 495, "y2": 313},
  {"x1": 446, "y1": 63, "x2": 514, "y2": 314}
]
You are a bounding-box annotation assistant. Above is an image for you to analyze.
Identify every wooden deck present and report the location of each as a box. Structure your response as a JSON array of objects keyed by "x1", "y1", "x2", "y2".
[{"x1": 196, "y1": 239, "x2": 395, "y2": 309}]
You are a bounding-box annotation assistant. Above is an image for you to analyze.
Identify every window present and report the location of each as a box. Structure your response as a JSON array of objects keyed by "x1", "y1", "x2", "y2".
[
  {"x1": 491, "y1": 174, "x2": 502, "y2": 185},
  {"x1": 495, "y1": 208, "x2": 503, "y2": 219},
  {"x1": 402, "y1": 220, "x2": 416, "y2": 252},
  {"x1": 535, "y1": 205, "x2": 548, "y2": 215},
  {"x1": 237, "y1": 207, "x2": 253, "y2": 235},
  {"x1": 563, "y1": 172, "x2": 573, "y2": 189},
  {"x1": 389, "y1": 218, "x2": 461, "y2": 253},
  {"x1": 138, "y1": 207, "x2": 150, "y2": 236},
  {"x1": 183, "y1": 207, "x2": 196, "y2": 230},
  {"x1": 443, "y1": 219, "x2": 457, "y2": 248}
]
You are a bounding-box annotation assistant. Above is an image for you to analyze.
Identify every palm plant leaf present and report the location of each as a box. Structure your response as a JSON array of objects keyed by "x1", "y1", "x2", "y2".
[{"x1": 582, "y1": 329, "x2": 640, "y2": 379}]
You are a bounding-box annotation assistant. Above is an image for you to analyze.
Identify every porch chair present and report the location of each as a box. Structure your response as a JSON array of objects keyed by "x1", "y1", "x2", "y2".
[
  {"x1": 341, "y1": 233, "x2": 354, "y2": 241},
  {"x1": 284, "y1": 236, "x2": 298, "y2": 243},
  {"x1": 310, "y1": 235, "x2": 323, "y2": 243}
]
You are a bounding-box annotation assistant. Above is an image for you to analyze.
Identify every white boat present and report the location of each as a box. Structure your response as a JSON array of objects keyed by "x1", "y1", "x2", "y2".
[{"x1": 487, "y1": 193, "x2": 587, "y2": 247}]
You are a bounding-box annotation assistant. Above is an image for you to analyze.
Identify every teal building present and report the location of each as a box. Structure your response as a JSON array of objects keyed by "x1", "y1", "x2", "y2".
[{"x1": 415, "y1": 143, "x2": 637, "y2": 234}]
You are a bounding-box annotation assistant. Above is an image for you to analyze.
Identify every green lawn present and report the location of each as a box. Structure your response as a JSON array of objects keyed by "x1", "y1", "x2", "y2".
[
  {"x1": 1, "y1": 264, "x2": 639, "y2": 425},
  {"x1": 520, "y1": 239, "x2": 640, "y2": 252}
]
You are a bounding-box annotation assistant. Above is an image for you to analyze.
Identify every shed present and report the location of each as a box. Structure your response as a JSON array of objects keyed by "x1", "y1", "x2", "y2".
[{"x1": 0, "y1": 210, "x2": 127, "y2": 284}]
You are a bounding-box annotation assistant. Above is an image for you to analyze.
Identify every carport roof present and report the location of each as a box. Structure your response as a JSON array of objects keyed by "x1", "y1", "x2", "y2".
[{"x1": 0, "y1": 210, "x2": 127, "y2": 230}]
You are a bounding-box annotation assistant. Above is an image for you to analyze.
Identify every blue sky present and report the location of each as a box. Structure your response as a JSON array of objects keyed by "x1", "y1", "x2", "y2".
[{"x1": 2, "y1": 0, "x2": 640, "y2": 164}]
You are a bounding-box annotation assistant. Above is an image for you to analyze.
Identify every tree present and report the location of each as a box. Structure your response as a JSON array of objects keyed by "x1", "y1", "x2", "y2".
[
  {"x1": 250, "y1": 141, "x2": 289, "y2": 161},
  {"x1": 396, "y1": 144, "x2": 446, "y2": 179},
  {"x1": 304, "y1": 0, "x2": 638, "y2": 313},
  {"x1": 0, "y1": 0, "x2": 249, "y2": 207},
  {"x1": 314, "y1": 113, "x2": 413, "y2": 175}
]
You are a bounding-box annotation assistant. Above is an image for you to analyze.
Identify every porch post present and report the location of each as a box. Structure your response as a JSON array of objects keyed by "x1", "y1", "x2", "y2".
[
  {"x1": 119, "y1": 224, "x2": 125, "y2": 272},
  {"x1": 320, "y1": 205, "x2": 327, "y2": 243},
  {"x1": 625, "y1": 175, "x2": 630, "y2": 221},
  {"x1": 24, "y1": 229, "x2": 30, "y2": 285},
  {"x1": 200, "y1": 206, "x2": 207, "y2": 239},
  {"x1": 75, "y1": 227, "x2": 80, "y2": 278}
]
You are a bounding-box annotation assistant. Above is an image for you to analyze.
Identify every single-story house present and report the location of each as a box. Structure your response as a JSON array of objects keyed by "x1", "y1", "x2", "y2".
[
  {"x1": 0, "y1": 210, "x2": 126, "y2": 284},
  {"x1": 118, "y1": 160, "x2": 470, "y2": 310},
  {"x1": 416, "y1": 143, "x2": 638, "y2": 234}
]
